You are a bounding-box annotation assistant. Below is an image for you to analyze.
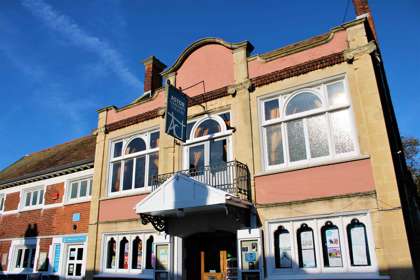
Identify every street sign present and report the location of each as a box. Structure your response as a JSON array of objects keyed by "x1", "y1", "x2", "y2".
[{"x1": 165, "y1": 84, "x2": 188, "y2": 142}]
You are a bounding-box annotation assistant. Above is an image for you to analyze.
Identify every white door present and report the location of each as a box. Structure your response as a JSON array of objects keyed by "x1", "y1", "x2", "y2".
[{"x1": 66, "y1": 245, "x2": 85, "y2": 278}]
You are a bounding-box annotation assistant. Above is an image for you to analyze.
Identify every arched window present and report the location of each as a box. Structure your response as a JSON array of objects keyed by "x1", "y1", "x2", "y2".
[
  {"x1": 321, "y1": 221, "x2": 343, "y2": 267},
  {"x1": 274, "y1": 226, "x2": 292, "y2": 268},
  {"x1": 132, "y1": 236, "x2": 143, "y2": 270},
  {"x1": 194, "y1": 119, "x2": 221, "y2": 138},
  {"x1": 286, "y1": 92, "x2": 322, "y2": 115},
  {"x1": 119, "y1": 237, "x2": 129, "y2": 269},
  {"x1": 347, "y1": 219, "x2": 371, "y2": 266},
  {"x1": 261, "y1": 79, "x2": 356, "y2": 169},
  {"x1": 125, "y1": 138, "x2": 146, "y2": 154},
  {"x1": 106, "y1": 238, "x2": 116, "y2": 269},
  {"x1": 297, "y1": 223, "x2": 316, "y2": 268},
  {"x1": 145, "y1": 236, "x2": 154, "y2": 269}
]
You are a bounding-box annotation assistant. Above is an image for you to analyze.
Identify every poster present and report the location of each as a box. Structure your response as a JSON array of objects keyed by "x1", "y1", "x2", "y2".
[
  {"x1": 301, "y1": 249, "x2": 316, "y2": 268},
  {"x1": 68, "y1": 264, "x2": 74, "y2": 275},
  {"x1": 156, "y1": 244, "x2": 169, "y2": 270},
  {"x1": 241, "y1": 240, "x2": 259, "y2": 270},
  {"x1": 351, "y1": 227, "x2": 368, "y2": 265},
  {"x1": 325, "y1": 228, "x2": 342, "y2": 267},
  {"x1": 300, "y1": 231, "x2": 314, "y2": 249}
]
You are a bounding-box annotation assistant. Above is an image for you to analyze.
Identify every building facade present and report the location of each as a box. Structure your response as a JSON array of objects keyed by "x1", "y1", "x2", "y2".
[
  {"x1": 1, "y1": 1, "x2": 418, "y2": 280},
  {"x1": 0, "y1": 136, "x2": 96, "y2": 279}
]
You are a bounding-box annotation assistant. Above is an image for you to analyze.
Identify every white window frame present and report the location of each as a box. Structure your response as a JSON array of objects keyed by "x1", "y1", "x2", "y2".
[
  {"x1": 20, "y1": 186, "x2": 45, "y2": 210},
  {"x1": 65, "y1": 176, "x2": 93, "y2": 203},
  {"x1": 182, "y1": 113, "x2": 234, "y2": 170},
  {"x1": 259, "y1": 76, "x2": 360, "y2": 172},
  {"x1": 101, "y1": 232, "x2": 156, "y2": 274},
  {"x1": 0, "y1": 193, "x2": 5, "y2": 213},
  {"x1": 108, "y1": 129, "x2": 160, "y2": 196},
  {"x1": 266, "y1": 212, "x2": 378, "y2": 279},
  {"x1": 9, "y1": 239, "x2": 38, "y2": 273}
]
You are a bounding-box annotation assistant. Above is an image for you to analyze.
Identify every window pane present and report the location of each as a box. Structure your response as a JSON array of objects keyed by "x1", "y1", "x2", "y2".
[
  {"x1": 264, "y1": 99, "x2": 280, "y2": 120},
  {"x1": 80, "y1": 180, "x2": 88, "y2": 197},
  {"x1": 122, "y1": 159, "x2": 134, "y2": 190},
  {"x1": 210, "y1": 139, "x2": 227, "y2": 168},
  {"x1": 106, "y1": 238, "x2": 116, "y2": 269},
  {"x1": 0, "y1": 196, "x2": 4, "y2": 210},
  {"x1": 135, "y1": 157, "x2": 146, "y2": 188},
  {"x1": 39, "y1": 190, "x2": 44, "y2": 204},
  {"x1": 32, "y1": 191, "x2": 38, "y2": 206},
  {"x1": 327, "y1": 81, "x2": 346, "y2": 106},
  {"x1": 111, "y1": 162, "x2": 121, "y2": 193},
  {"x1": 298, "y1": 225, "x2": 316, "y2": 268},
  {"x1": 286, "y1": 92, "x2": 322, "y2": 115},
  {"x1": 330, "y1": 110, "x2": 354, "y2": 154},
  {"x1": 70, "y1": 183, "x2": 78, "y2": 199},
  {"x1": 25, "y1": 193, "x2": 31, "y2": 207},
  {"x1": 15, "y1": 249, "x2": 23, "y2": 268},
  {"x1": 287, "y1": 120, "x2": 307, "y2": 162},
  {"x1": 119, "y1": 237, "x2": 129, "y2": 269},
  {"x1": 194, "y1": 119, "x2": 221, "y2": 138},
  {"x1": 307, "y1": 115, "x2": 329, "y2": 158},
  {"x1": 321, "y1": 223, "x2": 343, "y2": 267},
  {"x1": 125, "y1": 138, "x2": 146, "y2": 154},
  {"x1": 30, "y1": 248, "x2": 35, "y2": 268},
  {"x1": 150, "y1": 131, "x2": 160, "y2": 149},
  {"x1": 69, "y1": 248, "x2": 76, "y2": 260},
  {"x1": 145, "y1": 236, "x2": 154, "y2": 269},
  {"x1": 186, "y1": 122, "x2": 196, "y2": 140},
  {"x1": 275, "y1": 227, "x2": 292, "y2": 268},
  {"x1": 113, "y1": 141, "x2": 123, "y2": 158},
  {"x1": 189, "y1": 145, "x2": 205, "y2": 173},
  {"x1": 266, "y1": 124, "x2": 284, "y2": 165},
  {"x1": 132, "y1": 237, "x2": 142, "y2": 269},
  {"x1": 219, "y1": 112, "x2": 231, "y2": 129},
  {"x1": 89, "y1": 179, "x2": 93, "y2": 196},
  {"x1": 23, "y1": 249, "x2": 30, "y2": 267},
  {"x1": 75, "y1": 264, "x2": 82, "y2": 276},
  {"x1": 148, "y1": 153, "x2": 159, "y2": 186},
  {"x1": 347, "y1": 219, "x2": 370, "y2": 266}
]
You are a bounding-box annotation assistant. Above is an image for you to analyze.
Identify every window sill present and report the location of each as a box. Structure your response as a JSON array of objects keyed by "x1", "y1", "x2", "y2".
[
  {"x1": 102, "y1": 188, "x2": 152, "y2": 201},
  {"x1": 64, "y1": 197, "x2": 91, "y2": 205},
  {"x1": 256, "y1": 154, "x2": 370, "y2": 177},
  {"x1": 19, "y1": 205, "x2": 44, "y2": 212}
]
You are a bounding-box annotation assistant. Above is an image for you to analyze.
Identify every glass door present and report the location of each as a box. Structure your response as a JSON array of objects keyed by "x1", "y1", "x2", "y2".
[{"x1": 66, "y1": 245, "x2": 85, "y2": 278}]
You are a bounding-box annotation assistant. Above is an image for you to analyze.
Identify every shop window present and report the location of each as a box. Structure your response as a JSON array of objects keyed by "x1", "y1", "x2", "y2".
[
  {"x1": 109, "y1": 130, "x2": 159, "y2": 194},
  {"x1": 274, "y1": 226, "x2": 292, "y2": 268},
  {"x1": 106, "y1": 238, "x2": 116, "y2": 269},
  {"x1": 321, "y1": 221, "x2": 343, "y2": 267},
  {"x1": 261, "y1": 79, "x2": 357, "y2": 170},
  {"x1": 146, "y1": 236, "x2": 154, "y2": 269},
  {"x1": 22, "y1": 187, "x2": 44, "y2": 209},
  {"x1": 118, "y1": 237, "x2": 129, "y2": 269},
  {"x1": 297, "y1": 224, "x2": 317, "y2": 268},
  {"x1": 132, "y1": 237, "x2": 142, "y2": 270},
  {"x1": 347, "y1": 219, "x2": 371, "y2": 266},
  {"x1": 68, "y1": 177, "x2": 92, "y2": 201},
  {"x1": 12, "y1": 246, "x2": 36, "y2": 271}
]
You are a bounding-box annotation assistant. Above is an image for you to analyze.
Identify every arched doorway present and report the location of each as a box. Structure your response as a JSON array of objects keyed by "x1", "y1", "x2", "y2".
[{"x1": 184, "y1": 231, "x2": 237, "y2": 280}]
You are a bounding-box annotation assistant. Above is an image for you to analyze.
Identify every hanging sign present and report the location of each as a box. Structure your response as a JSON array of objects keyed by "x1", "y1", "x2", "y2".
[{"x1": 165, "y1": 84, "x2": 188, "y2": 142}]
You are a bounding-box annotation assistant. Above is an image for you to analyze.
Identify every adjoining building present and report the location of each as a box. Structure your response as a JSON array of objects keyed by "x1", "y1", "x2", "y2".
[
  {"x1": 1, "y1": 1, "x2": 418, "y2": 280},
  {"x1": 84, "y1": 1, "x2": 419, "y2": 280},
  {"x1": 0, "y1": 135, "x2": 96, "y2": 279}
]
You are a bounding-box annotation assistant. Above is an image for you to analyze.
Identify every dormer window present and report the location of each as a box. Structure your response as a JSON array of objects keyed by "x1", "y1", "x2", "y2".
[{"x1": 109, "y1": 130, "x2": 159, "y2": 194}]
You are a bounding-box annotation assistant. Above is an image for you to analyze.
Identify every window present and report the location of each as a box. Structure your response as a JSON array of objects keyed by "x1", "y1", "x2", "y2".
[
  {"x1": 261, "y1": 79, "x2": 357, "y2": 169},
  {"x1": 12, "y1": 246, "x2": 36, "y2": 271},
  {"x1": 22, "y1": 187, "x2": 44, "y2": 208},
  {"x1": 109, "y1": 130, "x2": 159, "y2": 194},
  {"x1": 68, "y1": 177, "x2": 93, "y2": 201},
  {"x1": 184, "y1": 113, "x2": 232, "y2": 174},
  {"x1": 269, "y1": 213, "x2": 376, "y2": 276},
  {"x1": 0, "y1": 194, "x2": 4, "y2": 212},
  {"x1": 103, "y1": 233, "x2": 155, "y2": 273}
]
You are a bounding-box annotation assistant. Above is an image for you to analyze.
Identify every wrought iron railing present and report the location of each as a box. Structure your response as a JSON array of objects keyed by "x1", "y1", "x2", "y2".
[{"x1": 151, "y1": 160, "x2": 251, "y2": 201}]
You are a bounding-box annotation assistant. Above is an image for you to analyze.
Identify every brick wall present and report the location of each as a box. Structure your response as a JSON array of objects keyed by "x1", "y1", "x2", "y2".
[
  {"x1": 0, "y1": 202, "x2": 90, "y2": 239},
  {"x1": 45, "y1": 183, "x2": 64, "y2": 204},
  {"x1": 0, "y1": 240, "x2": 11, "y2": 271},
  {"x1": 4, "y1": 192, "x2": 20, "y2": 211},
  {"x1": 37, "y1": 238, "x2": 52, "y2": 271}
]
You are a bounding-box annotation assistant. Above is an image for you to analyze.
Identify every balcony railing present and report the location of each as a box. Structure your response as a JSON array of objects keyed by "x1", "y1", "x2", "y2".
[{"x1": 151, "y1": 160, "x2": 251, "y2": 201}]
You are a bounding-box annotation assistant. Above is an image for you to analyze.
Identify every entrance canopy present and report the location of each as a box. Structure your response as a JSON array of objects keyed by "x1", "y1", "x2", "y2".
[{"x1": 135, "y1": 173, "x2": 251, "y2": 217}]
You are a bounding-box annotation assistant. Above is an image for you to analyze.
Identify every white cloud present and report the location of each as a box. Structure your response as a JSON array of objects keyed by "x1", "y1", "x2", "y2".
[{"x1": 21, "y1": 0, "x2": 142, "y2": 90}]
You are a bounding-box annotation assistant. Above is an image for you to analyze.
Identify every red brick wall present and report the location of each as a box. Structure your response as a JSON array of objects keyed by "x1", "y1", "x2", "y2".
[
  {"x1": 37, "y1": 238, "x2": 52, "y2": 271},
  {"x1": 0, "y1": 202, "x2": 90, "y2": 239},
  {"x1": 4, "y1": 192, "x2": 20, "y2": 211},
  {"x1": 45, "y1": 183, "x2": 64, "y2": 204},
  {"x1": 0, "y1": 240, "x2": 11, "y2": 271}
]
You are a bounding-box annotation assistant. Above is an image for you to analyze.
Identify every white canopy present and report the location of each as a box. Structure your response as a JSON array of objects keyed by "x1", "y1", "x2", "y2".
[{"x1": 135, "y1": 173, "x2": 250, "y2": 216}]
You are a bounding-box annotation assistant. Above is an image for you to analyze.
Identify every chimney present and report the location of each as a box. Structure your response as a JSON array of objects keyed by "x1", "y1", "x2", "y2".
[
  {"x1": 143, "y1": 56, "x2": 166, "y2": 94},
  {"x1": 352, "y1": 0, "x2": 377, "y2": 40}
]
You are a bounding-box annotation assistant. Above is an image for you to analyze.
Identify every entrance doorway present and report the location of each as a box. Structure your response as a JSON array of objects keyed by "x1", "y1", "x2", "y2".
[
  {"x1": 184, "y1": 231, "x2": 237, "y2": 280},
  {"x1": 65, "y1": 245, "x2": 85, "y2": 278}
]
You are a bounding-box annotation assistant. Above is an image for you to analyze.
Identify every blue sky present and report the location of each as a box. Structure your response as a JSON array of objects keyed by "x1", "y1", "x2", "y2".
[{"x1": 0, "y1": 0, "x2": 419, "y2": 170}]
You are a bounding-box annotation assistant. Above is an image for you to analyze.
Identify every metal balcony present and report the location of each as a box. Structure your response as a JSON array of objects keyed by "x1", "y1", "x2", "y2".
[{"x1": 151, "y1": 160, "x2": 251, "y2": 201}]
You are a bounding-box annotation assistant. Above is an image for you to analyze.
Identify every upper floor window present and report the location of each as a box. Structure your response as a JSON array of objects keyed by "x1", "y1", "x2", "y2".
[
  {"x1": 68, "y1": 177, "x2": 93, "y2": 201},
  {"x1": 0, "y1": 193, "x2": 4, "y2": 212},
  {"x1": 260, "y1": 78, "x2": 357, "y2": 170},
  {"x1": 22, "y1": 187, "x2": 44, "y2": 209},
  {"x1": 109, "y1": 130, "x2": 159, "y2": 194}
]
